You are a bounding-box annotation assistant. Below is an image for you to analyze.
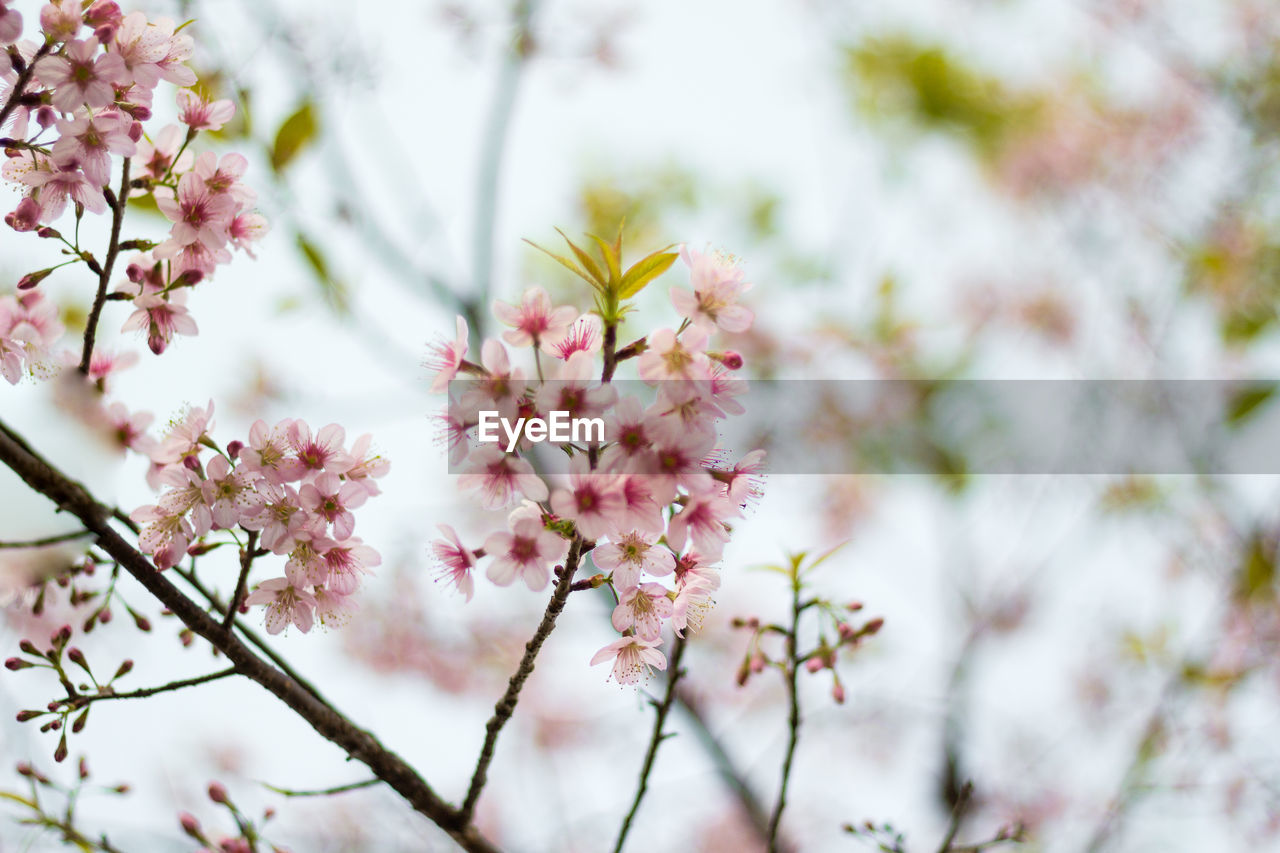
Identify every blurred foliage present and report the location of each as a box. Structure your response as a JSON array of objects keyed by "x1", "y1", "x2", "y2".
[
  {"x1": 295, "y1": 232, "x2": 349, "y2": 313},
  {"x1": 1183, "y1": 218, "x2": 1280, "y2": 344},
  {"x1": 271, "y1": 100, "x2": 320, "y2": 173},
  {"x1": 843, "y1": 35, "x2": 1043, "y2": 158}
]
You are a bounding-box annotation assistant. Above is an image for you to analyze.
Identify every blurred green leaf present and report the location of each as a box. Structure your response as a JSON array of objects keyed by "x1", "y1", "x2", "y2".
[
  {"x1": 296, "y1": 232, "x2": 348, "y2": 314},
  {"x1": 271, "y1": 100, "x2": 319, "y2": 173},
  {"x1": 1226, "y1": 383, "x2": 1277, "y2": 425}
]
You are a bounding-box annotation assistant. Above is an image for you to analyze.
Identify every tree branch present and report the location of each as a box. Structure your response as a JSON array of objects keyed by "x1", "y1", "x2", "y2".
[
  {"x1": 612, "y1": 634, "x2": 687, "y2": 853},
  {"x1": 460, "y1": 535, "x2": 583, "y2": 823},
  {"x1": 64, "y1": 666, "x2": 237, "y2": 710},
  {"x1": 0, "y1": 418, "x2": 499, "y2": 853},
  {"x1": 224, "y1": 531, "x2": 258, "y2": 630},
  {"x1": 767, "y1": 570, "x2": 804, "y2": 852},
  {"x1": 79, "y1": 157, "x2": 131, "y2": 374},
  {"x1": 0, "y1": 43, "x2": 52, "y2": 133},
  {"x1": 262, "y1": 777, "x2": 381, "y2": 798},
  {"x1": 0, "y1": 530, "x2": 91, "y2": 549}
]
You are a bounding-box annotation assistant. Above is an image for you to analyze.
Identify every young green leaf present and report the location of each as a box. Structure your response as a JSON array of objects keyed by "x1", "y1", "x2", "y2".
[
  {"x1": 618, "y1": 249, "x2": 678, "y2": 299},
  {"x1": 555, "y1": 228, "x2": 607, "y2": 289},
  {"x1": 523, "y1": 239, "x2": 605, "y2": 292}
]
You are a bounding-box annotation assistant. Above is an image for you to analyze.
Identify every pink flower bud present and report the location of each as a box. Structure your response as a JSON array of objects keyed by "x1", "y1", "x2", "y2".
[
  {"x1": 831, "y1": 682, "x2": 846, "y2": 704},
  {"x1": 208, "y1": 781, "x2": 228, "y2": 804},
  {"x1": 179, "y1": 812, "x2": 202, "y2": 838},
  {"x1": 5, "y1": 657, "x2": 32, "y2": 670},
  {"x1": 805, "y1": 656, "x2": 824, "y2": 674},
  {"x1": 721, "y1": 350, "x2": 744, "y2": 370}
]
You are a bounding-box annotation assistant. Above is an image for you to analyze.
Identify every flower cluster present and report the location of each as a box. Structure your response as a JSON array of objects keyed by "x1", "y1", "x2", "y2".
[
  {"x1": 429, "y1": 239, "x2": 764, "y2": 685},
  {"x1": 0, "y1": 1, "x2": 266, "y2": 367},
  {"x1": 130, "y1": 403, "x2": 389, "y2": 634}
]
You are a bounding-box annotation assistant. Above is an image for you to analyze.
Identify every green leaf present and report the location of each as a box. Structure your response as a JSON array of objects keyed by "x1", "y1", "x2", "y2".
[
  {"x1": 523, "y1": 238, "x2": 604, "y2": 291},
  {"x1": 588, "y1": 233, "x2": 621, "y2": 285},
  {"x1": 555, "y1": 228, "x2": 607, "y2": 288},
  {"x1": 271, "y1": 100, "x2": 319, "y2": 173},
  {"x1": 296, "y1": 232, "x2": 349, "y2": 314},
  {"x1": 618, "y1": 249, "x2": 677, "y2": 299},
  {"x1": 1227, "y1": 383, "x2": 1276, "y2": 425}
]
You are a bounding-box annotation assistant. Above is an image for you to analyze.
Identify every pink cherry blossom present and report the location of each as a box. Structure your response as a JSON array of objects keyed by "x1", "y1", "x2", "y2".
[
  {"x1": 20, "y1": 156, "x2": 108, "y2": 218},
  {"x1": 245, "y1": 578, "x2": 316, "y2": 635},
  {"x1": 0, "y1": 1, "x2": 21, "y2": 44},
  {"x1": 120, "y1": 289, "x2": 197, "y2": 354},
  {"x1": 111, "y1": 12, "x2": 169, "y2": 89},
  {"x1": 637, "y1": 326, "x2": 712, "y2": 383},
  {"x1": 426, "y1": 315, "x2": 469, "y2": 393},
  {"x1": 131, "y1": 504, "x2": 193, "y2": 570},
  {"x1": 611, "y1": 583, "x2": 674, "y2": 641},
  {"x1": 484, "y1": 510, "x2": 569, "y2": 591},
  {"x1": 667, "y1": 485, "x2": 739, "y2": 562},
  {"x1": 240, "y1": 482, "x2": 310, "y2": 554},
  {"x1": 134, "y1": 124, "x2": 192, "y2": 180},
  {"x1": 492, "y1": 286, "x2": 576, "y2": 350},
  {"x1": 228, "y1": 211, "x2": 268, "y2": 256},
  {"x1": 239, "y1": 418, "x2": 301, "y2": 484},
  {"x1": 321, "y1": 538, "x2": 380, "y2": 595},
  {"x1": 102, "y1": 402, "x2": 155, "y2": 454},
  {"x1": 37, "y1": 39, "x2": 126, "y2": 112},
  {"x1": 176, "y1": 88, "x2": 234, "y2": 131},
  {"x1": 671, "y1": 246, "x2": 754, "y2": 334},
  {"x1": 589, "y1": 636, "x2": 667, "y2": 685},
  {"x1": 458, "y1": 445, "x2": 548, "y2": 509},
  {"x1": 284, "y1": 530, "x2": 332, "y2": 588},
  {"x1": 287, "y1": 421, "x2": 354, "y2": 476},
  {"x1": 191, "y1": 151, "x2": 254, "y2": 205},
  {"x1": 52, "y1": 109, "x2": 136, "y2": 187},
  {"x1": 154, "y1": 171, "x2": 235, "y2": 250},
  {"x1": 312, "y1": 586, "x2": 356, "y2": 628},
  {"x1": 200, "y1": 456, "x2": 257, "y2": 530},
  {"x1": 432, "y1": 524, "x2": 477, "y2": 602},
  {"x1": 343, "y1": 434, "x2": 391, "y2": 497},
  {"x1": 545, "y1": 313, "x2": 602, "y2": 360},
  {"x1": 150, "y1": 400, "x2": 214, "y2": 465},
  {"x1": 39, "y1": 0, "x2": 81, "y2": 42},
  {"x1": 299, "y1": 472, "x2": 368, "y2": 540},
  {"x1": 593, "y1": 530, "x2": 674, "y2": 589},
  {"x1": 534, "y1": 350, "x2": 617, "y2": 422},
  {"x1": 0, "y1": 290, "x2": 65, "y2": 383},
  {"x1": 549, "y1": 456, "x2": 625, "y2": 541}
]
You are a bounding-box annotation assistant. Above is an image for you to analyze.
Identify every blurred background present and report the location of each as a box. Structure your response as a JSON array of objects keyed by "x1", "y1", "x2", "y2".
[{"x1": 4, "y1": 0, "x2": 1280, "y2": 850}]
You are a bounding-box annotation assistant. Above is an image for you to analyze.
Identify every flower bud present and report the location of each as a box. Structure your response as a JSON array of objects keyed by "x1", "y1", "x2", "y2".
[
  {"x1": 805, "y1": 656, "x2": 824, "y2": 673},
  {"x1": 863, "y1": 617, "x2": 884, "y2": 636},
  {"x1": 831, "y1": 682, "x2": 846, "y2": 704},
  {"x1": 208, "y1": 781, "x2": 228, "y2": 804},
  {"x1": 18, "y1": 267, "x2": 54, "y2": 290},
  {"x1": 15, "y1": 710, "x2": 42, "y2": 722},
  {"x1": 113, "y1": 659, "x2": 133, "y2": 680},
  {"x1": 67, "y1": 647, "x2": 87, "y2": 669},
  {"x1": 179, "y1": 812, "x2": 202, "y2": 838},
  {"x1": 5, "y1": 657, "x2": 32, "y2": 670}
]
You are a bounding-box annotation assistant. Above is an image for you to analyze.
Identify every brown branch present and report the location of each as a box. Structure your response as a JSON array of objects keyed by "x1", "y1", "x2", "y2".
[
  {"x1": 938, "y1": 781, "x2": 974, "y2": 853},
  {"x1": 64, "y1": 666, "x2": 237, "y2": 710},
  {"x1": 612, "y1": 634, "x2": 687, "y2": 853},
  {"x1": 0, "y1": 529, "x2": 91, "y2": 549},
  {"x1": 224, "y1": 531, "x2": 258, "y2": 630},
  {"x1": 459, "y1": 536, "x2": 583, "y2": 823},
  {"x1": 0, "y1": 418, "x2": 499, "y2": 853},
  {"x1": 80, "y1": 157, "x2": 131, "y2": 374}
]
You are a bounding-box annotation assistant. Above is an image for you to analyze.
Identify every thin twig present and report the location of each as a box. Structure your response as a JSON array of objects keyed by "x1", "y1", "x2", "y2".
[
  {"x1": 224, "y1": 531, "x2": 259, "y2": 630},
  {"x1": 0, "y1": 530, "x2": 91, "y2": 549},
  {"x1": 612, "y1": 634, "x2": 688, "y2": 853},
  {"x1": 937, "y1": 781, "x2": 974, "y2": 853},
  {"x1": 261, "y1": 777, "x2": 381, "y2": 797},
  {"x1": 80, "y1": 157, "x2": 131, "y2": 374},
  {"x1": 459, "y1": 535, "x2": 584, "y2": 823},
  {"x1": 65, "y1": 667, "x2": 238, "y2": 710},
  {"x1": 767, "y1": 567, "x2": 804, "y2": 852}
]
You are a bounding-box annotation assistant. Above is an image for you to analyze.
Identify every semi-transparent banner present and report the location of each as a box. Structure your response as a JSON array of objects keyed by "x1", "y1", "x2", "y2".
[{"x1": 444, "y1": 379, "x2": 1280, "y2": 475}]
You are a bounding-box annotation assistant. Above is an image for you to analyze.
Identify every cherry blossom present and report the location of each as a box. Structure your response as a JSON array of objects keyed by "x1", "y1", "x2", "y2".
[
  {"x1": 590, "y1": 636, "x2": 667, "y2": 685},
  {"x1": 492, "y1": 286, "x2": 575, "y2": 350}
]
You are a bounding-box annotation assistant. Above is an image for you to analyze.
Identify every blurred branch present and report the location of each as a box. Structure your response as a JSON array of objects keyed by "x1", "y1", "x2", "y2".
[
  {"x1": 0, "y1": 530, "x2": 91, "y2": 549},
  {"x1": 612, "y1": 634, "x2": 687, "y2": 853},
  {"x1": 224, "y1": 531, "x2": 260, "y2": 630},
  {"x1": 470, "y1": 0, "x2": 540, "y2": 337}
]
